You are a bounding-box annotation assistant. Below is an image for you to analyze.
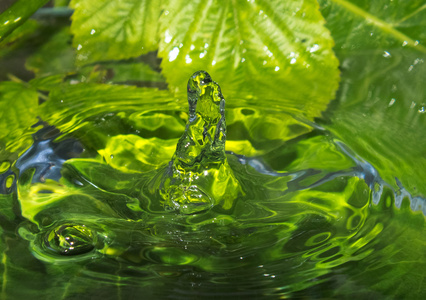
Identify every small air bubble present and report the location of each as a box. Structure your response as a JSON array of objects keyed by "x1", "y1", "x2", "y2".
[{"x1": 110, "y1": 155, "x2": 114, "y2": 159}]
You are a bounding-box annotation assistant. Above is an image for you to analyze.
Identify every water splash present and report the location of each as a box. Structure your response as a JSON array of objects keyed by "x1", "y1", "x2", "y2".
[{"x1": 155, "y1": 71, "x2": 241, "y2": 214}]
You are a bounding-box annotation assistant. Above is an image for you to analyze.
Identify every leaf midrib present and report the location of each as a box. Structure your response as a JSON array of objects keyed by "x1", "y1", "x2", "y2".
[{"x1": 331, "y1": 0, "x2": 426, "y2": 53}]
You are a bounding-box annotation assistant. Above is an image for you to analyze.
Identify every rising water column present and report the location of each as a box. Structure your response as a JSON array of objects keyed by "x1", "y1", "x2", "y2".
[{"x1": 158, "y1": 71, "x2": 241, "y2": 214}]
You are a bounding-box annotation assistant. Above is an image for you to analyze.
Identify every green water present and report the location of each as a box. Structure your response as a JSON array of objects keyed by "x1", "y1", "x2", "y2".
[{"x1": 0, "y1": 71, "x2": 424, "y2": 299}]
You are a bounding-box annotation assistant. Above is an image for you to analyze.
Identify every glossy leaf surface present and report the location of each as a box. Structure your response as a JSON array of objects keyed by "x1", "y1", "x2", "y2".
[
  {"x1": 159, "y1": 0, "x2": 340, "y2": 120},
  {"x1": 319, "y1": 0, "x2": 426, "y2": 196},
  {"x1": 70, "y1": 0, "x2": 161, "y2": 64}
]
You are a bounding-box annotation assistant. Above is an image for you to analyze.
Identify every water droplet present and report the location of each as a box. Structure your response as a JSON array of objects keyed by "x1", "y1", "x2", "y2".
[
  {"x1": 164, "y1": 10, "x2": 169, "y2": 15},
  {"x1": 90, "y1": 29, "x2": 95, "y2": 35},
  {"x1": 414, "y1": 40, "x2": 419, "y2": 46},
  {"x1": 110, "y1": 155, "x2": 114, "y2": 159},
  {"x1": 199, "y1": 51, "x2": 206, "y2": 58},
  {"x1": 410, "y1": 101, "x2": 416, "y2": 109},
  {"x1": 274, "y1": 66, "x2": 280, "y2": 71},
  {"x1": 290, "y1": 58, "x2": 297, "y2": 64},
  {"x1": 414, "y1": 58, "x2": 423, "y2": 65},
  {"x1": 164, "y1": 29, "x2": 172, "y2": 43},
  {"x1": 185, "y1": 54, "x2": 192, "y2": 64},
  {"x1": 14, "y1": 17, "x2": 21, "y2": 22},
  {"x1": 383, "y1": 51, "x2": 391, "y2": 58},
  {"x1": 388, "y1": 98, "x2": 396, "y2": 106},
  {"x1": 190, "y1": 44, "x2": 195, "y2": 51},
  {"x1": 408, "y1": 65, "x2": 414, "y2": 72},
  {"x1": 264, "y1": 46, "x2": 273, "y2": 58},
  {"x1": 4, "y1": 20, "x2": 9, "y2": 25},
  {"x1": 309, "y1": 44, "x2": 319, "y2": 53},
  {"x1": 204, "y1": 43, "x2": 209, "y2": 48},
  {"x1": 44, "y1": 224, "x2": 97, "y2": 256},
  {"x1": 212, "y1": 60, "x2": 216, "y2": 66},
  {"x1": 168, "y1": 47, "x2": 179, "y2": 62},
  {"x1": 402, "y1": 41, "x2": 408, "y2": 47},
  {"x1": 419, "y1": 106, "x2": 425, "y2": 113},
  {"x1": 77, "y1": 44, "x2": 82, "y2": 51}
]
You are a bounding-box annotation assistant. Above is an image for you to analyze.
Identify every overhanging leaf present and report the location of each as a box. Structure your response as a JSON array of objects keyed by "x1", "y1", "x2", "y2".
[
  {"x1": 0, "y1": 0, "x2": 49, "y2": 42},
  {"x1": 0, "y1": 20, "x2": 40, "y2": 58},
  {"x1": 26, "y1": 27, "x2": 76, "y2": 77},
  {"x1": 318, "y1": 0, "x2": 426, "y2": 196},
  {"x1": 158, "y1": 0, "x2": 340, "y2": 119},
  {"x1": 69, "y1": 0, "x2": 161, "y2": 65}
]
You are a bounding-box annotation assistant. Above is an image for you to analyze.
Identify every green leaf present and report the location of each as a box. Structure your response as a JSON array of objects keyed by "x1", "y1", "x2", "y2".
[
  {"x1": 0, "y1": 0, "x2": 49, "y2": 42},
  {"x1": 0, "y1": 20, "x2": 40, "y2": 58},
  {"x1": 101, "y1": 61, "x2": 164, "y2": 83},
  {"x1": 26, "y1": 28, "x2": 76, "y2": 77},
  {"x1": 158, "y1": 0, "x2": 340, "y2": 119},
  {"x1": 318, "y1": 0, "x2": 426, "y2": 196},
  {"x1": 70, "y1": 0, "x2": 161, "y2": 65},
  {"x1": 54, "y1": 0, "x2": 70, "y2": 7},
  {"x1": 0, "y1": 82, "x2": 39, "y2": 151}
]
